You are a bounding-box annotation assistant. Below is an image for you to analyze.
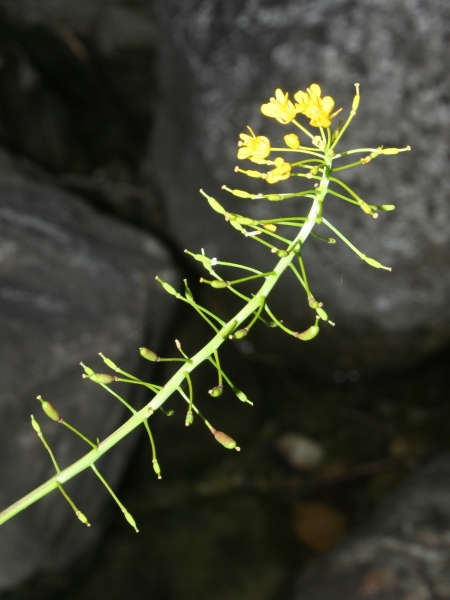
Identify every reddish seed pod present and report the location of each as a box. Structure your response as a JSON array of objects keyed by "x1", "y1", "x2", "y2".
[{"x1": 213, "y1": 430, "x2": 240, "y2": 451}]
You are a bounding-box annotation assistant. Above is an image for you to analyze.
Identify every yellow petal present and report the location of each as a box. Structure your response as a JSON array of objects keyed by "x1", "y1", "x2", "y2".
[
  {"x1": 309, "y1": 84, "x2": 322, "y2": 97},
  {"x1": 321, "y1": 96, "x2": 335, "y2": 115},
  {"x1": 274, "y1": 88, "x2": 286, "y2": 103}
]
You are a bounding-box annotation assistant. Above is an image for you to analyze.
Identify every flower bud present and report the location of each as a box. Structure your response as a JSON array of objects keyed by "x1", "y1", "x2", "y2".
[
  {"x1": 185, "y1": 411, "x2": 194, "y2": 426},
  {"x1": 86, "y1": 373, "x2": 116, "y2": 384},
  {"x1": 263, "y1": 223, "x2": 277, "y2": 232},
  {"x1": 213, "y1": 430, "x2": 240, "y2": 451},
  {"x1": 208, "y1": 385, "x2": 223, "y2": 397},
  {"x1": 211, "y1": 280, "x2": 228, "y2": 289},
  {"x1": 284, "y1": 133, "x2": 300, "y2": 149},
  {"x1": 152, "y1": 458, "x2": 162, "y2": 479},
  {"x1": 139, "y1": 347, "x2": 159, "y2": 362}
]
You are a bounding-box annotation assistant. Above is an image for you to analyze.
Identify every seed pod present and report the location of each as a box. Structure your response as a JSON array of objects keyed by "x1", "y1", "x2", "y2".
[
  {"x1": 363, "y1": 256, "x2": 391, "y2": 270},
  {"x1": 156, "y1": 278, "x2": 177, "y2": 296},
  {"x1": 40, "y1": 399, "x2": 61, "y2": 422},
  {"x1": 295, "y1": 325, "x2": 320, "y2": 341},
  {"x1": 88, "y1": 373, "x2": 116, "y2": 384},
  {"x1": 124, "y1": 511, "x2": 139, "y2": 532},
  {"x1": 213, "y1": 430, "x2": 240, "y2": 451},
  {"x1": 375, "y1": 204, "x2": 395, "y2": 211},
  {"x1": 381, "y1": 147, "x2": 400, "y2": 155},
  {"x1": 185, "y1": 411, "x2": 194, "y2": 426},
  {"x1": 184, "y1": 279, "x2": 194, "y2": 301},
  {"x1": 76, "y1": 511, "x2": 90, "y2": 526},
  {"x1": 221, "y1": 320, "x2": 238, "y2": 339},
  {"x1": 233, "y1": 328, "x2": 248, "y2": 339},
  {"x1": 211, "y1": 280, "x2": 228, "y2": 289},
  {"x1": 208, "y1": 385, "x2": 223, "y2": 397},
  {"x1": 316, "y1": 307, "x2": 328, "y2": 321},
  {"x1": 152, "y1": 459, "x2": 162, "y2": 479},
  {"x1": 276, "y1": 250, "x2": 289, "y2": 257},
  {"x1": 139, "y1": 347, "x2": 159, "y2": 362},
  {"x1": 100, "y1": 354, "x2": 118, "y2": 370},
  {"x1": 229, "y1": 189, "x2": 253, "y2": 199},
  {"x1": 31, "y1": 414, "x2": 41, "y2": 433},
  {"x1": 308, "y1": 297, "x2": 320, "y2": 309},
  {"x1": 206, "y1": 195, "x2": 226, "y2": 214},
  {"x1": 237, "y1": 169, "x2": 264, "y2": 178},
  {"x1": 266, "y1": 194, "x2": 284, "y2": 201},
  {"x1": 352, "y1": 86, "x2": 360, "y2": 111}
]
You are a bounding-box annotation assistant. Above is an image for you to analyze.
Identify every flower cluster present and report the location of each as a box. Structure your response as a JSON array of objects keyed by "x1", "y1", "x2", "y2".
[{"x1": 260, "y1": 83, "x2": 340, "y2": 129}]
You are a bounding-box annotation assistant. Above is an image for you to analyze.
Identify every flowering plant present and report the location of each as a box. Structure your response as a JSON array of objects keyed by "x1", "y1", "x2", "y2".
[{"x1": 0, "y1": 84, "x2": 409, "y2": 529}]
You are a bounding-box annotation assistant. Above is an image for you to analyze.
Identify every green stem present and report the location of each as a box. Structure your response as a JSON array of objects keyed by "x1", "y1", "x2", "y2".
[{"x1": 0, "y1": 149, "x2": 331, "y2": 526}]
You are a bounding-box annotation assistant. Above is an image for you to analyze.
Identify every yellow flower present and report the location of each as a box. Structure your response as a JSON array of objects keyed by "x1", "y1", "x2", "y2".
[
  {"x1": 284, "y1": 133, "x2": 300, "y2": 149},
  {"x1": 261, "y1": 89, "x2": 297, "y2": 124},
  {"x1": 264, "y1": 157, "x2": 291, "y2": 184},
  {"x1": 237, "y1": 127, "x2": 271, "y2": 160},
  {"x1": 294, "y1": 83, "x2": 341, "y2": 128}
]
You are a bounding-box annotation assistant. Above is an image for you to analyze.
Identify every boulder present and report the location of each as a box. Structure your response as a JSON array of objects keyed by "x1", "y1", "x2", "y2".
[
  {"x1": 0, "y1": 146, "x2": 177, "y2": 591},
  {"x1": 292, "y1": 453, "x2": 450, "y2": 600},
  {"x1": 150, "y1": 0, "x2": 450, "y2": 374}
]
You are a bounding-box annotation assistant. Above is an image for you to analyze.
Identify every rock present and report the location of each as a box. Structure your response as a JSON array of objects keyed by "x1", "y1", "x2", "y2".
[
  {"x1": 0, "y1": 146, "x2": 177, "y2": 591},
  {"x1": 291, "y1": 453, "x2": 450, "y2": 599},
  {"x1": 149, "y1": 0, "x2": 450, "y2": 374}
]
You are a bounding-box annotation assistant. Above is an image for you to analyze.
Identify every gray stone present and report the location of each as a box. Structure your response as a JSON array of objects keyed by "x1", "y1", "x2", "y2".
[
  {"x1": 292, "y1": 453, "x2": 450, "y2": 600},
  {"x1": 0, "y1": 146, "x2": 177, "y2": 591},
  {"x1": 150, "y1": 0, "x2": 450, "y2": 373}
]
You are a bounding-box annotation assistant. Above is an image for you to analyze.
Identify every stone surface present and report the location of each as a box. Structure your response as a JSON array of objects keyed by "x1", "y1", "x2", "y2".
[
  {"x1": 291, "y1": 453, "x2": 450, "y2": 600},
  {"x1": 150, "y1": 0, "x2": 450, "y2": 374},
  {"x1": 0, "y1": 146, "x2": 177, "y2": 591}
]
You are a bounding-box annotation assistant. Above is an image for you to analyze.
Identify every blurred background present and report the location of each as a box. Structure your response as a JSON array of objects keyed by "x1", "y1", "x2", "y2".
[{"x1": 0, "y1": 1, "x2": 450, "y2": 599}]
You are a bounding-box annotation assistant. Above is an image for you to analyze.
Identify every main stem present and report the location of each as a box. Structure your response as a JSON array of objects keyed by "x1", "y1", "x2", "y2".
[{"x1": 0, "y1": 153, "x2": 332, "y2": 526}]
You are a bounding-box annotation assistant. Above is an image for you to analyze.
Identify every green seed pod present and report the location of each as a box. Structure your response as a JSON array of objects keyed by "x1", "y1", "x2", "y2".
[
  {"x1": 156, "y1": 278, "x2": 178, "y2": 296},
  {"x1": 152, "y1": 459, "x2": 162, "y2": 479},
  {"x1": 99, "y1": 354, "x2": 118, "y2": 371},
  {"x1": 211, "y1": 280, "x2": 228, "y2": 289},
  {"x1": 206, "y1": 195, "x2": 226, "y2": 214},
  {"x1": 229, "y1": 189, "x2": 253, "y2": 199},
  {"x1": 234, "y1": 388, "x2": 251, "y2": 404},
  {"x1": 295, "y1": 325, "x2": 320, "y2": 341},
  {"x1": 76, "y1": 511, "x2": 90, "y2": 526},
  {"x1": 31, "y1": 414, "x2": 41, "y2": 433},
  {"x1": 240, "y1": 169, "x2": 264, "y2": 178},
  {"x1": 308, "y1": 297, "x2": 320, "y2": 309},
  {"x1": 185, "y1": 411, "x2": 194, "y2": 426},
  {"x1": 236, "y1": 216, "x2": 256, "y2": 225},
  {"x1": 208, "y1": 385, "x2": 223, "y2": 397},
  {"x1": 276, "y1": 250, "x2": 289, "y2": 257},
  {"x1": 191, "y1": 253, "x2": 211, "y2": 264},
  {"x1": 213, "y1": 430, "x2": 240, "y2": 451},
  {"x1": 376, "y1": 204, "x2": 395, "y2": 211},
  {"x1": 267, "y1": 321, "x2": 277, "y2": 328},
  {"x1": 363, "y1": 256, "x2": 391, "y2": 270},
  {"x1": 316, "y1": 307, "x2": 328, "y2": 321},
  {"x1": 233, "y1": 328, "x2": 248, "y2": 339},
  {"x1": 184, "y1": 279, "x2": 194, "y2": 301},
  {"x1": 221, "y1": 320, "x2": 238, "y2": 339},
  {"x1": 266, "y1": 194, "x2": 284, "y2": 201},
  {"x1": 88, "y1": 373, "x2": 116, "y2": 384},
  {"x1": 124, "y1": 510, "x2": 139, "y2": 532},
  {"x1": 80, "y1": 362, "x2": 95, "y2": 376},
  {"x1": 139, "y1": 347, "x2": 159, "y2": 362},
  {"x1": 381, "y1": 147, "x2": 400, "y2": 155},
  {"x1": 41, "y1": 400, "x2": 61, "y2": 422},
  {"x1": 229, "y1": 219, "x2": 245, "y2": 232}
]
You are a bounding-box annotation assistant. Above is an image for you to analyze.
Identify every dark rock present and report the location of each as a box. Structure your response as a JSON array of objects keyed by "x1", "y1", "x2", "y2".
[
  {"x1": 292, "y1": 453, "x2": 450, "y2": 599},
  {"x1": 0, "y1": 146, "x2": 177, "y2": 591},
  {"x1": 150, "y1": 0, "x2": 450, "y2": 374}
]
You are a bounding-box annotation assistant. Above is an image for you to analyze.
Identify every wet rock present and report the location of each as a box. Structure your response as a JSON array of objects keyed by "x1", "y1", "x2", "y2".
[
  {"x1": 0, "y1": 146, "x2": 177, "y2": 591},
  {"x1": 150, "y1": 0, "x2": 450, "y2": 374},
  {"x1": 292, "y1": 453, "x2": 450, "y2": 599}
]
